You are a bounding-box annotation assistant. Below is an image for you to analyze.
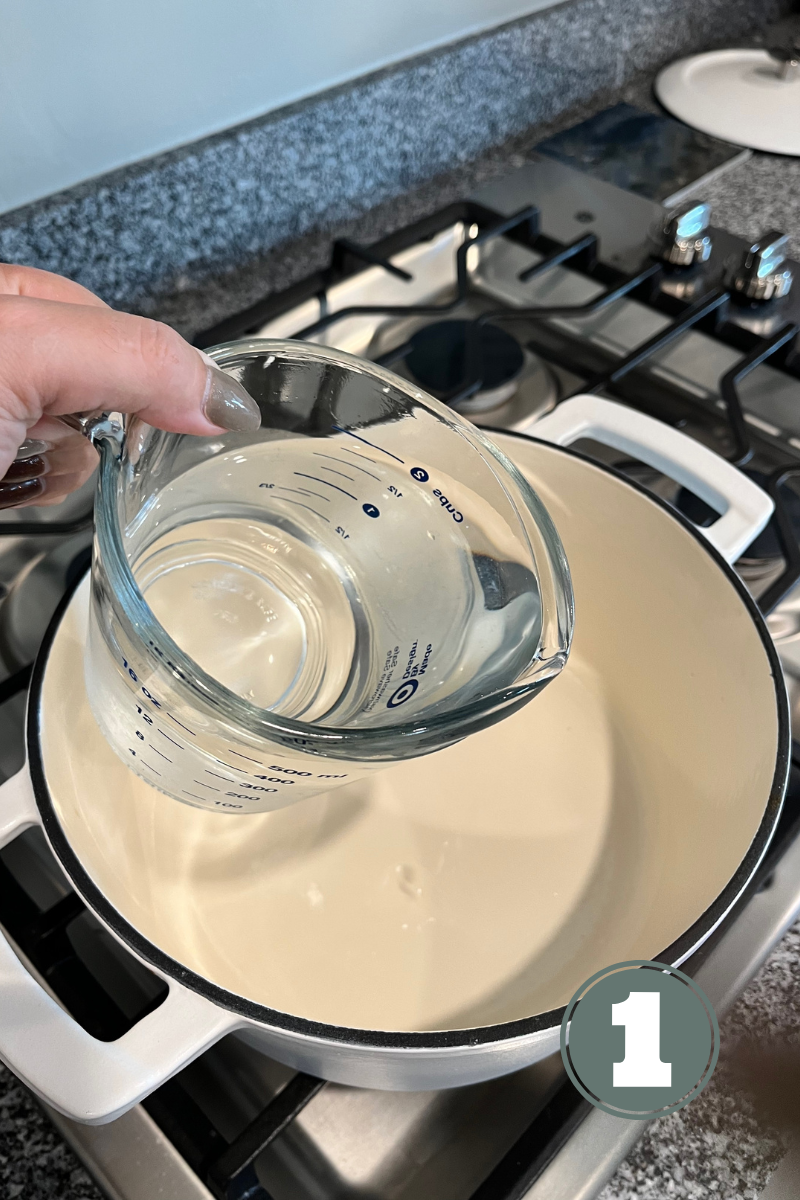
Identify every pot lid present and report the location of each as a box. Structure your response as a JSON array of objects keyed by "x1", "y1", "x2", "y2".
[{"x1": 656, "y1": 50, "x2": 800, "y2": 157}]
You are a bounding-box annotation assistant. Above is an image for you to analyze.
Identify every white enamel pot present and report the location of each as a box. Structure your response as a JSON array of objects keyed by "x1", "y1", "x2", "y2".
[{"x1": 0, "y1": 396, "x2": 788, "y2": 1124}]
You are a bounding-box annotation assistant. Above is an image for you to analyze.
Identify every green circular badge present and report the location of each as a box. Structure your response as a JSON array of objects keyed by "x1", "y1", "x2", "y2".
[{"x1": 560, "y1": 960, "x2": 719, "y2": 1120}]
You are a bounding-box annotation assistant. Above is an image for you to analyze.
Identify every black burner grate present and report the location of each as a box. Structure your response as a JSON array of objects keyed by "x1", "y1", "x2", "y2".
[{"x1": 198, "y1": 197, "x2": 800, "y2": 608}]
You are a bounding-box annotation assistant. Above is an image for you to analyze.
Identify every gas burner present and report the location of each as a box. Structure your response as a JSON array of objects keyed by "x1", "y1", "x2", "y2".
[
  {"x1": 406, "y1": 320, "x2": 525, "y2": 411},
  {"x1": 407, "y1": 319, "x2": 525, "y2": 408},
  {"x1": 400, "y1": 319, "x2": 559, "y2": 428}
]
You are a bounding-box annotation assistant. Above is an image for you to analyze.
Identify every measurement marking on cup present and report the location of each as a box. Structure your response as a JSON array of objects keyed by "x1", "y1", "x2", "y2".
[
  {"x1": 276, "y1": 485, "x2": 330, "y2": 502},
  {"x1": 333, "y1": 425, "x2": 405, "y2": 464},
  {"x1": 279, "y1": 499, "x2": 331, "y2": 523},
  {"x1": 150, "y1": 746, "x2": 173, "y2": 763},
  {"x1": 311, "y1": 457, "x2": 356, "y2": 481},
  {"x1": 294, "y1": 473, "x2": 358, "y2": 501},
  {"x1": 195, "y1": 780, "x2": 221, "y2": 791},
  {"x1": 167, "y1": 713, "x2": 196, "y2": 736},
  {"x1": 296, "y1": 488, "x2": 330, "y2": 501},
  {"x1": 141, "y1": 761, "x2": 161, "y2": 776},
  {"x1": 212, "y1": 757, "x2": 248, "y2": 773},
  {"x1": 206, "y1": 770, "x2": 237, "y2": 782},
  {"x1": 183, "y1": 792, "x2": 209, "y2": 803},
  {"x1": 231, "y1": 751, "x2": 264, "y2": 764},
  {"x1": 340, "y1": 449, "x2": 385, "y2": 477},
  {"x1": 158, "y1": 730, "x2": 182, "y2": 748},
  {"x1": 315, "y1": 451, "x2": 380, "y2": 481}
]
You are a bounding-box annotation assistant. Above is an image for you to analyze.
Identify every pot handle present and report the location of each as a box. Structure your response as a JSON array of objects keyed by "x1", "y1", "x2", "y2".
[
  {"x1": 531, "y1": 394, "x2": 773, "y2": 565},
  {"x1": 0, "y1": 768, "x2": 241, "y2": 1124}
]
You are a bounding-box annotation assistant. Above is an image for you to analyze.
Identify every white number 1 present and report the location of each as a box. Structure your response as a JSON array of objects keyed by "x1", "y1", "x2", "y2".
[{"x1": 612, "y1": 991, "x2": 672, "y2": 1087}]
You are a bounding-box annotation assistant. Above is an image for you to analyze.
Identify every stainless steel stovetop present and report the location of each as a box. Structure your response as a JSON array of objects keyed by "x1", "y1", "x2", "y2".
[{"x1": 2, "y1": 154, "x2": 800, "y2": 1200}]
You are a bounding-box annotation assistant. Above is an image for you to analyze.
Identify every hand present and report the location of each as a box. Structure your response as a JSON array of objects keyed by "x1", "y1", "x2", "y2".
[{"x1": 0, "y1": 264, "x2": 260, "y2": 509}]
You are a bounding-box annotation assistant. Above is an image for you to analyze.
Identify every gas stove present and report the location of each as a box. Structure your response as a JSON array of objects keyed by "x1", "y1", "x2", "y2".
[{"x1": 2, "y1": 151, "x2": 800, "y2": 1200}]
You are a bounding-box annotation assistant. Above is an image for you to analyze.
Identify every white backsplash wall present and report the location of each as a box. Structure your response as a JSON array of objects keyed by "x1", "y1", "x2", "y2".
[{"x1": 1, "y1": 0, "x2": 554, "y2": 214}]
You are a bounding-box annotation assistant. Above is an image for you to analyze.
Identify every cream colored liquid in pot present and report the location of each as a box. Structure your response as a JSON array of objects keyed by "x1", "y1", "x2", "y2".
[{"x1": 43, "y1": 582, "x2": 614, "y2": 1030}]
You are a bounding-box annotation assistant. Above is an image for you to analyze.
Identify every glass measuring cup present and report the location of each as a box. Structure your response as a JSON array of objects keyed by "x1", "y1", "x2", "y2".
[{"x1": 84, "y1": 340, "x2": 573, "y2": 812}]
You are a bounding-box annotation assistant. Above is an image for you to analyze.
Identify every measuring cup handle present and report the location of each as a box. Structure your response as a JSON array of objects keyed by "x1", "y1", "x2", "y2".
[
  {"x1": 531, "y1": 395, "x2": 773, "y2": 566},
  {"x1": 0, "y1": 768, "x2": 241, "y2": 1124}
]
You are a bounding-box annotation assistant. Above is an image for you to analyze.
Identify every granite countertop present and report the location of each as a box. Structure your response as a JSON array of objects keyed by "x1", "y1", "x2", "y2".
[
  {"x1": 691, "y1": 153, "x2": 800, "y2": 263},
  {"x1": 0, "y1": 1071, "x2": 101, "y2": 1200},
  {"x1": 3, "y1": 11, "x2": 800, "y2": 1200},
  {"x1": 143, "y1": 11, "x2": 800, "y2": 342}
]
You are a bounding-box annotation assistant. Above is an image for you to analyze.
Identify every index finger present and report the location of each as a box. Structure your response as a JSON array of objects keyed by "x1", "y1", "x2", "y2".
[
  {"x1": 0, "y1": 263, "x2": 108, "y2": 308},
  {"x1": 0, "y1": 295, "x2": 260, "y2": 476}
]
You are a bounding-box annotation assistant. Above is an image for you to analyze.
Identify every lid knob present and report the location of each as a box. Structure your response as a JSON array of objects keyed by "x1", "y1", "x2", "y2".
[{"x1": 767, "y1": 43, "x2": 800, "y2": 80}]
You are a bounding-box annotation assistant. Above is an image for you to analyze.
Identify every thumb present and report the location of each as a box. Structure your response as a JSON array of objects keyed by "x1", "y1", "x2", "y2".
[{"x1": 0, "y1": 295, "x2": 260, "y2": 474}]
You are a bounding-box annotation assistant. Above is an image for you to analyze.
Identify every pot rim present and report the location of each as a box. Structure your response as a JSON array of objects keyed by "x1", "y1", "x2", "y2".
[{"x1": 27, "y1": 433, "x2": 790, "y2": 1050}]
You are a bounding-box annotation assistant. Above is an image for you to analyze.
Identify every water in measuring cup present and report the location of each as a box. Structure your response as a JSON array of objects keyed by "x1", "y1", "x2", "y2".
[{"x1": 130, "y1": 435, "x2": 543, "y2": 729}]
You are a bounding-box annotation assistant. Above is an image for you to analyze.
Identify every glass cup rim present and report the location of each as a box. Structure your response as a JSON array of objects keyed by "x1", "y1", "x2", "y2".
[{"x1": 93, "y1": 339, "x2": 573, "y2": 756}]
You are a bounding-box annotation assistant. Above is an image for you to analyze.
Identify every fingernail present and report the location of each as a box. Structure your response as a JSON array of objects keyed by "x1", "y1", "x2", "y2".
[
  {"x1": 0, "y1": 477, "x2": 45, "y2": 508},
  {"x1": 201, "y1": 362, "x2": 261, "y2": 433},
  {"x1": 16, "y1": 438, "x2": 50, "y2": 460},
  {"x1": 5, "y1": 455, "x2": 47, "y2": 481}
]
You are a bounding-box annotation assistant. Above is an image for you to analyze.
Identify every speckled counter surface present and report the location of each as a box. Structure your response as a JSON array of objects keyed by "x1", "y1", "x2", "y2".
[
  {"x1": 0, "y1": 1074, "x2": 101, "y2": 1200},
  {"x1": 698, "y1": 154, "x2": 800, "y2": 262}
]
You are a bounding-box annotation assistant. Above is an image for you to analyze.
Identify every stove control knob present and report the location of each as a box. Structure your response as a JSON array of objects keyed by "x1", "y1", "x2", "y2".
[
  {"x1": 732, "y1": 231, "x2": 794, "y2": 303},
  {"x1": 660, "y1": 201, "x2": 712, "y2": 268}
]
